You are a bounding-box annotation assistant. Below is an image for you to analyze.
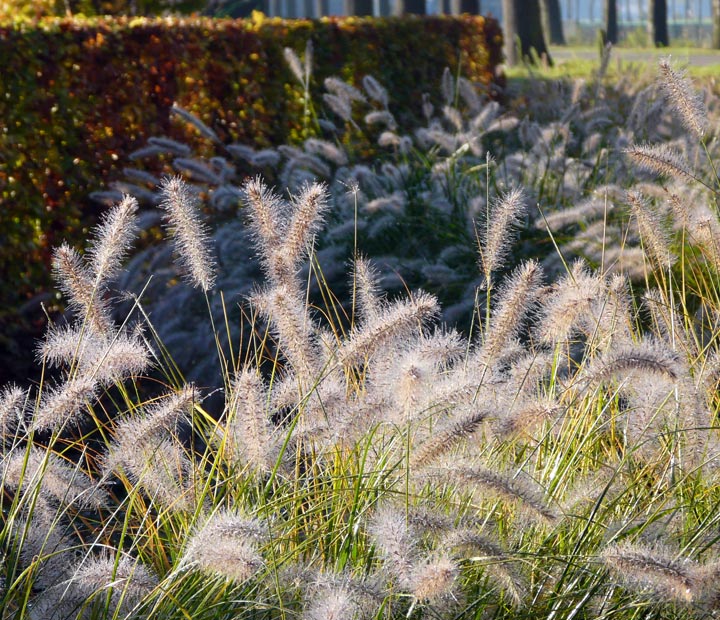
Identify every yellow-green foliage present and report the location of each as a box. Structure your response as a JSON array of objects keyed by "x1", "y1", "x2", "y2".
[{"x1": 0, "y1": 13, "x2": 502, "y2": 379}]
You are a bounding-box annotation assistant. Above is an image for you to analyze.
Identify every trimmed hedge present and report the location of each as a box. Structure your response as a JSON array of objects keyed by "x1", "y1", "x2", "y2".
[{"x1": 0, "y1": 13, "x2": 503, "y2": 382}]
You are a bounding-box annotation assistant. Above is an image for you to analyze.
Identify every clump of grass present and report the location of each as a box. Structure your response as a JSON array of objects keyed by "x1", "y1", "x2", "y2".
[{"x1": 5, "y1": 55, "x2": 720, "y2": 620}]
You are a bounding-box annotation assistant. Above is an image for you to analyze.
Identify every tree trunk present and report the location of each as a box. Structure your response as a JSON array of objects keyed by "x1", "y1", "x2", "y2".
[
  {"x1": 516, "y1": 0, "x2": 553, "y2": 64},
  {"x1": 541, "y1": 0, "x2": 566, "y2": 44},
  {"x1": 347, "y1": 0, "x2": 373, "y2": 14},
  {"x1": 502, "y1": 0, "x2": 518, "y2": 65},
  {"x1": 649, "y1": 0, "x2": 669, "y2": 45},
  {"x1": 713, "y1": 0, "x2": 720, "y2": 48},
  {"x1": 605, "y1": 0, "x2": 619, "y2": 42},
  {"x1": 460, "y1": 0, "x2": 479, "y2": 13},
  {"x1": 395, "y1": 0, "x2": 426, "y2": 14}
]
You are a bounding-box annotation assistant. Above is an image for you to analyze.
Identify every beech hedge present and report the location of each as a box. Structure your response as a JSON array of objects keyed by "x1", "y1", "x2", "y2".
[{"x1": 0, "y1": 13, "x2": 503, "y2": 382}]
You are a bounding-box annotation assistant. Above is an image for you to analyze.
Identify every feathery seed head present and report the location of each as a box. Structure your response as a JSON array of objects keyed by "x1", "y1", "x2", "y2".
[
  {"x1": 478, "y1": 260, "x2": 543, "y2": 364},
  {"x1": 86, "y1": 194, "x2": 138, "y2": 286},
  {"x1": 323, "y1": 93, "x2": 354, "y2": 123},
  {"x1": 443, "y1": 530, "x2": 526, "y2": 606},
  {"x1": 368, "y1": 506, "x2": 416, "y2": 588},
  {"x1": 16, "y1": 511, "x2": 76, "y2": 592},
  {"x1": 536, "y1": 260, "x2": 605, "y2": 345},
  {"x1": 52, "y1": 243, "x2": 112, "y2": 333},
  {"x1": 411, "y1": 409, "x2": 489, "y2": 469},
  {"x1": 494, "y1": 397, "x2": 561, "y2": 440},
  {"x1": 339, "y1": 291, "x2": 440, "y2": 366},
  {"x1": 282, "y1": 181, "x2": 329, "y2": 270},
  {"x1": 453, "y1": 466, "x2": 558, "y2": 524},
  {"x1": 410, "y1": 555, "x2": 459, "y2": 603},
  {"x1": 33, "y1": 375, "x2": 99, "y2": 432},
  {"x1": 181, "y1": 510, "x2": 266, "y2": 582},
  {"x1": 324, "y1": 76, "x2": 366, "y2": 103},
  {"x1": 584, "y1": 338, "x2": 681, "y2": 386},
  {"x1": 159, "y1": 176, "x2": 216, "y2": 292},
  {"x1": 625, "y1": 143, "x2": 695, "y2": 182},
  {"x1": 364, "y1": 110, "x2": 397, "y2": 131},
  {"x1": 242, "y1": 176, "x2": 284, "y2": 262},
  {"x1": 122, "y1": 384, "x2": 198, "y2": 445},
  {"x1": 602, "y1": 542, "x2": 697, "y2": 603},
  {"x1": 39, "y1": 323, "x2": 151, "y2": 385},
  {"x1": 303, "y1": 585, "x2": 356, "y2": 620},
  {"x1": 147, "y1": 135, "x2": 192, "y2": 156},
  {"x1": 283, "y1": 43, "x2": 306, "y2": 80},
  {"x1": 626, "y1": 190, "x2": 675, "y2": 270},
  {"x1": 170, "y1": 103, "x2": 220, "y2": 143},
  {"x1": 362, "y1": 74, "x2": 389, "y2": 107},
  {"x1": 225, "y1": 368, "x2": 277, "y2": 473},
  {"x1": 2, "y1": 446, "x2": 107, "y2": 509},
  {"x1": 70, "y1": 552, "x2": 157, "y2": 613},
  {"x1": 353, "y1": 255, "x2": 383, "y2": 324},
  {"x1": 251, "y1": 284, "x2": 319, "y2": 380},
  {"x1": 658, "y1": 57, "x2": 708, "y2": 139},
  {"x1": 304, "y1": 138, "x2": 348, "y2": 166},
  {"x1": 443, "y1": 105, "x2": 464, "y2": 131},
  {"x1": 108, "y1": 435, "x2": 196, "y2": 511},
  {"x1": 479, "y1": 187, "x2": 527, "y2": 281},
  {"x1": 0, "y1": 385, "x2": 25, "y2": 433}
]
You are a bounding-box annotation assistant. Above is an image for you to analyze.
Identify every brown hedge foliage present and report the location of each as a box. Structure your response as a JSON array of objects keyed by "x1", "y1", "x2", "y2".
[{"x1": 0, "y1": 13, "x2": 503, "y2": 382}]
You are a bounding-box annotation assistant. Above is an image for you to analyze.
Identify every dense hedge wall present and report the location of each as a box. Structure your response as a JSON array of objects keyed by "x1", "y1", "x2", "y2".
[{"x1": 0, "y1": 13, "x2": 503, "y2": 382}]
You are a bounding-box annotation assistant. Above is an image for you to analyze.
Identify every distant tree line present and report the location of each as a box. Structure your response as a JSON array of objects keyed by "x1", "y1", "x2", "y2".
[{"x1": 502, "y1": 0, "x2": 720, "y2": 66}]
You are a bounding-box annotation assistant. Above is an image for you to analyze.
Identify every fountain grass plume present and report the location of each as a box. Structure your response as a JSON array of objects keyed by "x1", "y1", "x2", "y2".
[
  {"x1": 478, "y1": 187, "x2": 527, "y2": 294},
  {"x1": 476, "y1": 260, "x2": 543, "y2": 365},
  {"x1": 33, "y1": 374, "x2": 99, "y2": 432},
  {"x1": 180, "y1": 509, "x2": 267, "y2": 582},
  {"x1": 410, "y1": 408, "x2": 490, "y2": 469},
  {"x1": 2, "y1": 445, "x2": 107, "y2": 510},
  {"x1": 86, "y1": 194, "x2": 138, "y2": 287},
  {"x1": 225, "y1": 367, "x2": 278, "y2": 474},
  {"x1": 602, "y1": 542, "x2": 698, "y2": 603},
  {"x1": 658, "y1": 57, "x2": 708, "y2": 140},
  {"x1": 582, "y1": 338, "x2": 682, "y2": 385},
  {"x1": 159, "y1": 176, "x2": 216, "y2": 292},
  {"x1": 52, "y1": 242, "x2": 112, "y2": 335},
  {"x1": 535, "y1": 259, "x2": 605, "y2": 346},
  {"x1": 338, "y1": 291, "x2": 440, "y2": 367},
  {"x1": 0, "y1": 384, "x2": 25, "y2": 434},
  {"x1": 625, "y1": 143, "x2": 697, "y2": 184}
]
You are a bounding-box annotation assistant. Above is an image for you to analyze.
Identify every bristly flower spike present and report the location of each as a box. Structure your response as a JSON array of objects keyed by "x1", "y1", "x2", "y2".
[
  {"x1": 479, "y1": 187, "x2": 526, "y2": 285},
  {"x1": 658, "y1": 57, "x2": 708, "y2": 140},
  {"x1": 86, "y1": 194, "x2": 138, "y2": 288},
  {"x1": 52, "y1": 242, "x2": 112, "y2": 334},
  {"x1": 180, "y1": 509, "x2": 267, "y2": 582},
  {"x1": 159, "y1": 176, "x2": 216, "y2": 292}
]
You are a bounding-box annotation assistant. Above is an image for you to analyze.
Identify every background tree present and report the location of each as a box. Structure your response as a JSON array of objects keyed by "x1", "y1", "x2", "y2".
[
  {"x1": 441, "y1": 0, "x2": 480, "y2": 13},
  {"x1": 503, "y1": 0, "x2": 551, "y2": 66},
  {"x1": 517, "y1": 0, "x2": 553, "y2": 64},
  {"x1": 713, "y1": 0, "x2": 720, "y2": 47},
  {"x1": 502, "y1": 0, "x2": 518, "y2": 65},
  {"x1": 605, "y1": 0, "x2": 618, "y2": 43},
  {"x1": 394, "y1": 0, "x2": 426, "y2": 13},
  {"x1": 346, "y1": 0, "x2": 373, "y2": 14},
  {"x1": 649, "y1": 0, "x2": 669, "y2": 45},
  {"x1": 541, "y1": 0, "x2": 566, "y2": 44}
]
